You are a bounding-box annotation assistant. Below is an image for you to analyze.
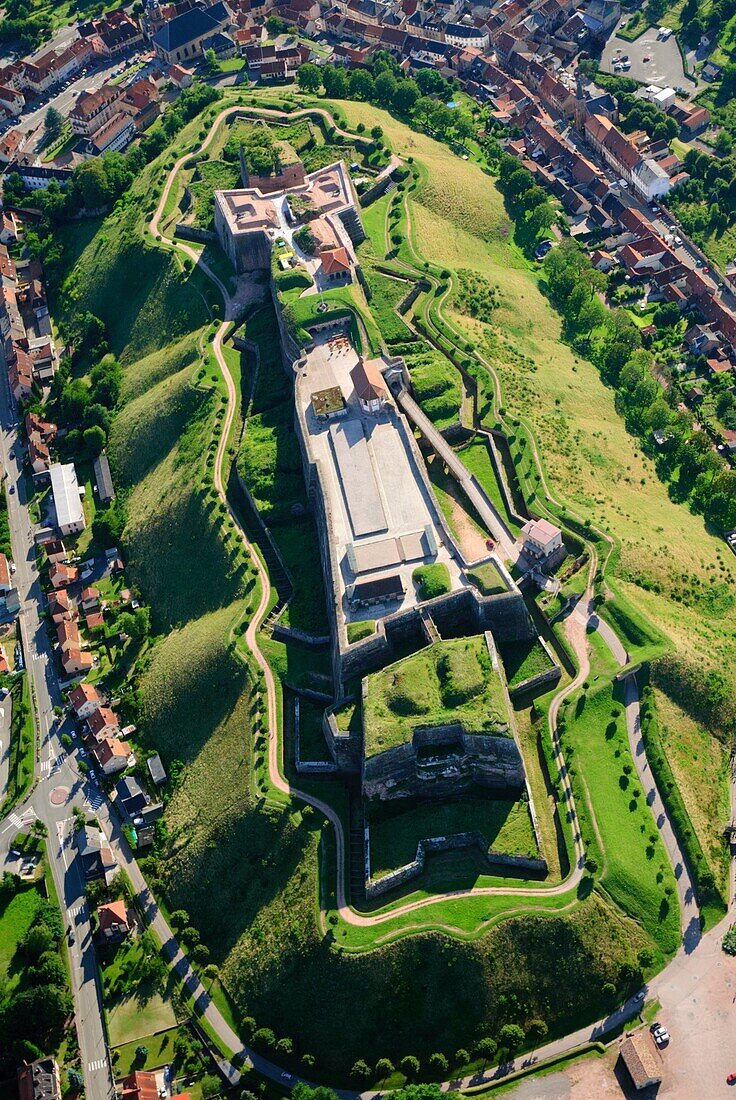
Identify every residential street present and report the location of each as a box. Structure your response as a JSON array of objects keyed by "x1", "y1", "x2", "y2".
[
  {"x1": 0, "y1": 688, "x2": 11, "y2": 805},
  {"x1": 0, "y1": 356, "x2": 113, "y2": 1100}
]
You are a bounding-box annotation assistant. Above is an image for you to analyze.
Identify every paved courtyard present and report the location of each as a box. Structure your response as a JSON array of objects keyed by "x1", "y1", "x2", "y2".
[{"x1": 296, "y1": 333, "x2": 465, "y2": 623}]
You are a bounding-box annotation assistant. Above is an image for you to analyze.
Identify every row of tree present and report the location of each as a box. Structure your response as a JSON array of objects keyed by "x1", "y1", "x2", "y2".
[{"x1": 544, "y1": 241, "x2": 736, "y2": 531}]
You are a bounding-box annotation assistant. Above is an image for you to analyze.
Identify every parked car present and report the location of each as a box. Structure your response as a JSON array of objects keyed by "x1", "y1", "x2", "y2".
[
  {"x1": 650, "y1": 1023, "x2": 670, "y2": 1046},
  {"x1": 727, "y1": 1072, "x2": 736, "y2": 1084}
]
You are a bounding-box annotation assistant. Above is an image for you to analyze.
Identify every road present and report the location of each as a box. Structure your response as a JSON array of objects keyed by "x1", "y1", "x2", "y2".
[
  {"x1": 0, "y1": 685, "x2": 11, "y2": 805},
  {"x1": 0, "y1": 352, "x2": 112, "y2": 1100}
]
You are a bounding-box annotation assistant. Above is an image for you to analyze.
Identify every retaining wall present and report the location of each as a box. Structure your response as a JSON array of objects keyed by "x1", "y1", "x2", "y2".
[{"x1": 365, "y1": 829, "x2": 547, "y2": 900}]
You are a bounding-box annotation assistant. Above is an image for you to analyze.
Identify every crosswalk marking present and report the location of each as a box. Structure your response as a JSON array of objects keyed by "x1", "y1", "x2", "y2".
[
  {"x1": 85, "y1": 790, "x2": 104, "y2": 811},
  {"x1": 40, "y1": 759, "x2": 51, "y2": 775},
  {"x1": 87, "y1": 1059, "x2": 107, "y2": 1073},
  {"x1": 6, "y1": 811, "x2": 22, "y2": 830},
  {"x1": 68, "y1": 903, "x2": 86, "y2": 920}
]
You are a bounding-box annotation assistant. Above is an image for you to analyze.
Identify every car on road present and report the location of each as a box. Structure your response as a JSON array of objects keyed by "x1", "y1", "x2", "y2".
[
  {"x1": 68, "y1": 930, "x2": 75, "y2": 945},
  {"x1": 9, "y1": 485, "x2": 14, "y2": 494},
  {"x1": 674, "y1": 235, "x2": 683, "y2": 245},
  {"x1": 77, "y1": 747, "x2": 87, "y2": 758},
  {"x1": 727, "y1": 1072, "x2": 736, "y2": 1085},
  {"x1": 9, "y1": 848, "x2": 20, "y2": 859},
  {"x1": 643, "y1": 55, "x2": 651, "y2": 61}
]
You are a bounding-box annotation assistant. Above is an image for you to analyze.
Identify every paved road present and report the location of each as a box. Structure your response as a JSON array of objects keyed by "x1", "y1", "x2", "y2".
[
  {"x1": 0, "y1": 686, "x2": 11, "y2": 805},
  {"x1": 0, "y1": 352, "x2": 113, "y2": 1100}
]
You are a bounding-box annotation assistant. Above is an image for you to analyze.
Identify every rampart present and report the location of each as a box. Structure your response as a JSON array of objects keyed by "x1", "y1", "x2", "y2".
[{"x1": 364, "y1": 829, "x2": 548, "y2": 900}]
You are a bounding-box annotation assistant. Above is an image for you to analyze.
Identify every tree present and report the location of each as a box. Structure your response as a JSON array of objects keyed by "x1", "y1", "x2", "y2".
[
  {"x1": 392, "y1": 79, "x2": 419, "y2": 114},
  {"x1": 297, "y1": 63, "x2": 321, "y2": 93},
  {"x1": 203, "y1": 48, "x2": 218, "y2": 75},
  {"x1": 83, "y1": 424, "x2": 106, "y2": 458},
  {"x1": 414, "y1": 96, "x2": 437, "y2": 128},
  {"x1": 201, "y1": 1074, "x2": 221, "y2": 1098},
  {"x1": 350, "y1": 1061, "x2": 371, "y2": 1081},
  {"x1": 349, "y1": 69, "x2": 374, "y2": 101},
  {"x1": 453, "y1": 111, "x2": 475, "y2": 143},
  {"x1": 322, "y1": 66, "x2": 348, "y2": 98},
  {"x1": 22, "y1": 925, "x2": 55, "y2": 962},
  {"x1": 375, "y1": 1058, "x2": 394, "y2": 1078},
  {"x1": 475, "y1": 1037, "x2": 497, "y2": 1063},
  {"x1": 399, "y1": 1056, "x2": 420, "y2": 1078},
  {"x1": 526, "y1": 1018, "x2": 548, "y2": 1042},
  {"x1": 428, "y1": 1053, "x2": 448, "y2": 1076},
  {"x1": 374, "y1": 71, "x2": 397, "y2": 104},
  {"x1": 44, "y1": 106, "x2": 63, "y2": 142},
  {"x1": 499, "y1": 1024, "x2": 525, "y2": 1055},
  {"x1": 135, "y1": 1045, "x2": 149, "y2": 1060}
]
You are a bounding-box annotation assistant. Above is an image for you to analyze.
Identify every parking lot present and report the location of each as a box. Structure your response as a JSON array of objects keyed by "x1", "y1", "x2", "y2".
[{"x1": 601, "y1": 24, "x2": 690, "y2": 92}]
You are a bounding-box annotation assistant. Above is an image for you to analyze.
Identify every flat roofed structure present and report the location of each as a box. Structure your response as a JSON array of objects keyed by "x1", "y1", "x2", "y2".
[
  {"x1": 93, "y1": 452, "x2": 115, "y2": 503},
  {"x1": 328, "y1": 419, "x2": 388, "y2": 539},
  {"x1": 295, "y1": 336, "x2": 465, "y2": 628},
  {"x1": 49, "y1": 462, "x2": 85, "y2": 535},
  {"x1": 311, "y1": 386, "x2": 346, "y2": 420}
]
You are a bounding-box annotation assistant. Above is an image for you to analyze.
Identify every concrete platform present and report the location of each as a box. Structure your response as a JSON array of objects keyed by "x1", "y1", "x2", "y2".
[{"x1": 328, "y1": 419, "x2": 388, "y2": 538}]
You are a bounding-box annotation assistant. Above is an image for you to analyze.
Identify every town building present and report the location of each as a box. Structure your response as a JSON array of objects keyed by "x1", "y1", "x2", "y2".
[
  {"x1": 93, "y1": 453, "x2": 115, "y2": 503},
  {"x1": 69, "y1": 681, "x2": 102, "y2": 719},
  {"x1": 49, "y1": 462, "x2": 85, "y2": 536},
  {"x1": 97, "y1": 899, "x2": 131, "y2": 939},
  {"x1": 619, "y1": 1033, "x2": 662, "y2": 1091},
  {"x1": 152, "y1": 1, "x2": 233, "y2": 65},
  {"x1": 17, "y1": 1057, "x2": 61, "y2": 1100},
  {"x1": 350, "y1": 357, "x2": 389, "y2": 415},
  {"x1": 521, "y1": 518, "x2": 563, "y2": 562}
]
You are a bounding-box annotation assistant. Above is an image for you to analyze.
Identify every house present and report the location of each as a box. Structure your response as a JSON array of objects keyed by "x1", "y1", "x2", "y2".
[
  {"x1": 69, "y1": 681, "x2": 101, "y2": 719},
  {"x1": 17, "y1": 1057, "x2": 61, "y2": 1100},
  {"x1": 41, "y1": 538, "x2": 66, "y2": 564},
  {"x1": 49, "y1": 462, "x2": 85, "y2": 536},
  {"x1": 97, "y1": 899, "x2": 130, "y2": 939},
  {"x1": 48, "y1": 588, "x2": 75, "y2": 624},
  {"x1": 147, "y1": 752, "x2": 167, "y2": 786},
  {"x1": 56, "y1": 619, "x2": 81, "y2": 654},
  {"x1": 94, "y1": 735, "x2": 134, "y2": 776},
  {"x1": 80, "y1": 586, "x2": 100, "y2": 612},
  {"x1": 152, "y1": 1, "x2": 232, "y2": 65},
  {"x1": 618, "y1": 1033, "x2": 662, "y2": 1090},
  {"x1": 320, "y1": 246, "x2": 352, "y2": 283},
  {"x1": 70, "y1": 85, "x2": 122, "y2": 137},
  {"x1": 89, "y1": 111, "x2": 136, "y2": 155},
  {"x1": 25, "y1": 411, "x2": 57, "y2": 444},
  {"x1": 120, "y1": 1072, "x2": 159, "y2": 1100},
  {"x1": 86, "y1": 611, "x2": 105, "y2": 631},
  {"x1": 115, "y1": 776, "x2": 163, "y2": 847},
  {"x1": 49, "y1": 561, "x2": 79, "y2": 589},
  {"x1": 28, "y1": 433, "x2": 50, "y2": 476},
  {"x1": 0, "y1": 128, "x2": 23, "y2": 164},
  {"x1": 0, "y1": 553, "x2": 11, "y2": 595},
  {"x1": 9, "y1": 346, "x2": 33, "y2": 401},
  {"x1": 687, "y1": 385, "x2": 705, "y2": 404},
  {"x1": 77, "y1": 823, "x2": 117, "y2": 882},
  {"x1": 350, "y1": 357, "x2": 388, "y2": 414},
  {"x1": 0, "y1": 210, "x2": 19, "y2": 243},
  {"x1": 62, "y1": 648, "x2": 94, "y2": 676},
  {"x1": 88, "y1": 705, "x2": 120, "y2": 741},
  {"x1": 168, "y1": 62, "x2": 194, "y2": 87},
  {"x1": 701, "y1": 60, "x2": 721, "y2": 81},
  {"x1": 521, "y1": 518, "x2": 563, "y2": 560},
  {"x1": 93, "y1": 453, "x2": 115, "y2": 503}
]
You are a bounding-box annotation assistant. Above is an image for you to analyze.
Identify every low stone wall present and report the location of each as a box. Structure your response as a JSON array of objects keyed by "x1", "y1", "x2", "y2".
[
  {"x1": 174, "y1": 223, "x2": 216, "y2": 243},
  {"x1": 324, "y1": 706, "x2": 361, "y2": 772},
  {"x1": 507, "y1": 637, "x2": 562, "y2": 700},
  {"x1": 365, "y1": 829, "x2": 548, "y2": 900},
  {"x1": 272, "y1": 623, "x2": 330, "y2": 647}
]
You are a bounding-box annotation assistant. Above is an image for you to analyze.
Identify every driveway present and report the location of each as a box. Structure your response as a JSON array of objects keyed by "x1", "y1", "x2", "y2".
[{"x1": 601, "y1": 25, "x2": 691, "y2": 92}]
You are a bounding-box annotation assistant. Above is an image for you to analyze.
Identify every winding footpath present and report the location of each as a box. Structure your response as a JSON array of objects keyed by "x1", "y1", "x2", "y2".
[{"x1": 145, "y1": 100, "x2": 732, "y2": 1093}]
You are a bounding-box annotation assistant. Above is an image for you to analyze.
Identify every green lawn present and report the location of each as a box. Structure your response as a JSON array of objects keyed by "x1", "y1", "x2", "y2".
[
  {"x1": 559, "y1": 678, "x2": 680, "y2": 958},
  {"x1": 456, "y1": 439, "x2": 524, "y2": 536},
  {"x1": 102, "y1": 935, "x2": 178, "y2": 1047},
  {"x1": 363, "y1": 636, "x2": 511, "y2": 756},
  {"x1": 467, "y1": 560, "x2": 508, "y2": 596},
  {"x1": 500, "y1": 639, "x2": 556, "y2": 689},
  {"x1": 0, "y1": 886, "x2": 45, "y2": 1000},
  {"x1": 111, "y1": 1027, "x2": 183, "y2": 1076},
  {"x1": 369, "y1": 797, "x2": 539, "y2": 876}
]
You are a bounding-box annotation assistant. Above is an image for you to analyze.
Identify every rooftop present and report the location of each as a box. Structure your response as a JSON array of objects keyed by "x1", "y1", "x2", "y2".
[{"x1": 49, "y1": 462, "x2": 84, "y2": 531}]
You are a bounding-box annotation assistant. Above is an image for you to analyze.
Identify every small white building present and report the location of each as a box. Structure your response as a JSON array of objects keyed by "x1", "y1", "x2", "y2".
[
  {"x1": 50, "y1": 462, "x2": 85, "y2": 536},
  {"x1": 522, "y1": 518, "x2": 563, "y2": 560},
  {"x1": 350, "y1": 358, "x2": 388, "y2": 415}
]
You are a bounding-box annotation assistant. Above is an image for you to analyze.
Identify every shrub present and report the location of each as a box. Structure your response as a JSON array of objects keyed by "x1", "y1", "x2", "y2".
[
  {"x1": 429, "y1": 1053, "x2": 448, "y2": 1076},
  {"x1": 412, "y1": 562, "x2": 451, "y2": 601}
]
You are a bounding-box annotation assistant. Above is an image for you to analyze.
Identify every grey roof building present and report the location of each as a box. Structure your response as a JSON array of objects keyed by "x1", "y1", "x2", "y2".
[
  {"x1": 93, "y1": 452, "x2": 115, "y2": 504},
  {"x1": 152, "y1": 1, "x2": 232, "y2": 65}
]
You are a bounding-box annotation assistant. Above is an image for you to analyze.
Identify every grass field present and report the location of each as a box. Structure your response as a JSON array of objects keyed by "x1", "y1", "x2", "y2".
[
  {"x1": 651, "y1": 687, "x2": 730, "y2": 898},
  {"x1": 456, "y1": 439, "x2": 524, "y2": 536},
  {"x1": 559, "y1": 678, "x2": 680, "y2": 958},
  {"x1": 369, "y1": 798, "x2": 539, "y2": 876},
  {"x1": 102, "y1": 935, "x2": 177, "y2": 1047},
  {"x1": 0, "y1": 886, "x2": 45, "y2": 1001},
  {"x1": 501, "y1": 640, "x2": 556, "y2": 689},
  {"x1": 363, "y1": 636, "x2": 510, "y2": 756},
  {"x1": 111, "y1": 1027, "x2": 184, "y2": 1076}
]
